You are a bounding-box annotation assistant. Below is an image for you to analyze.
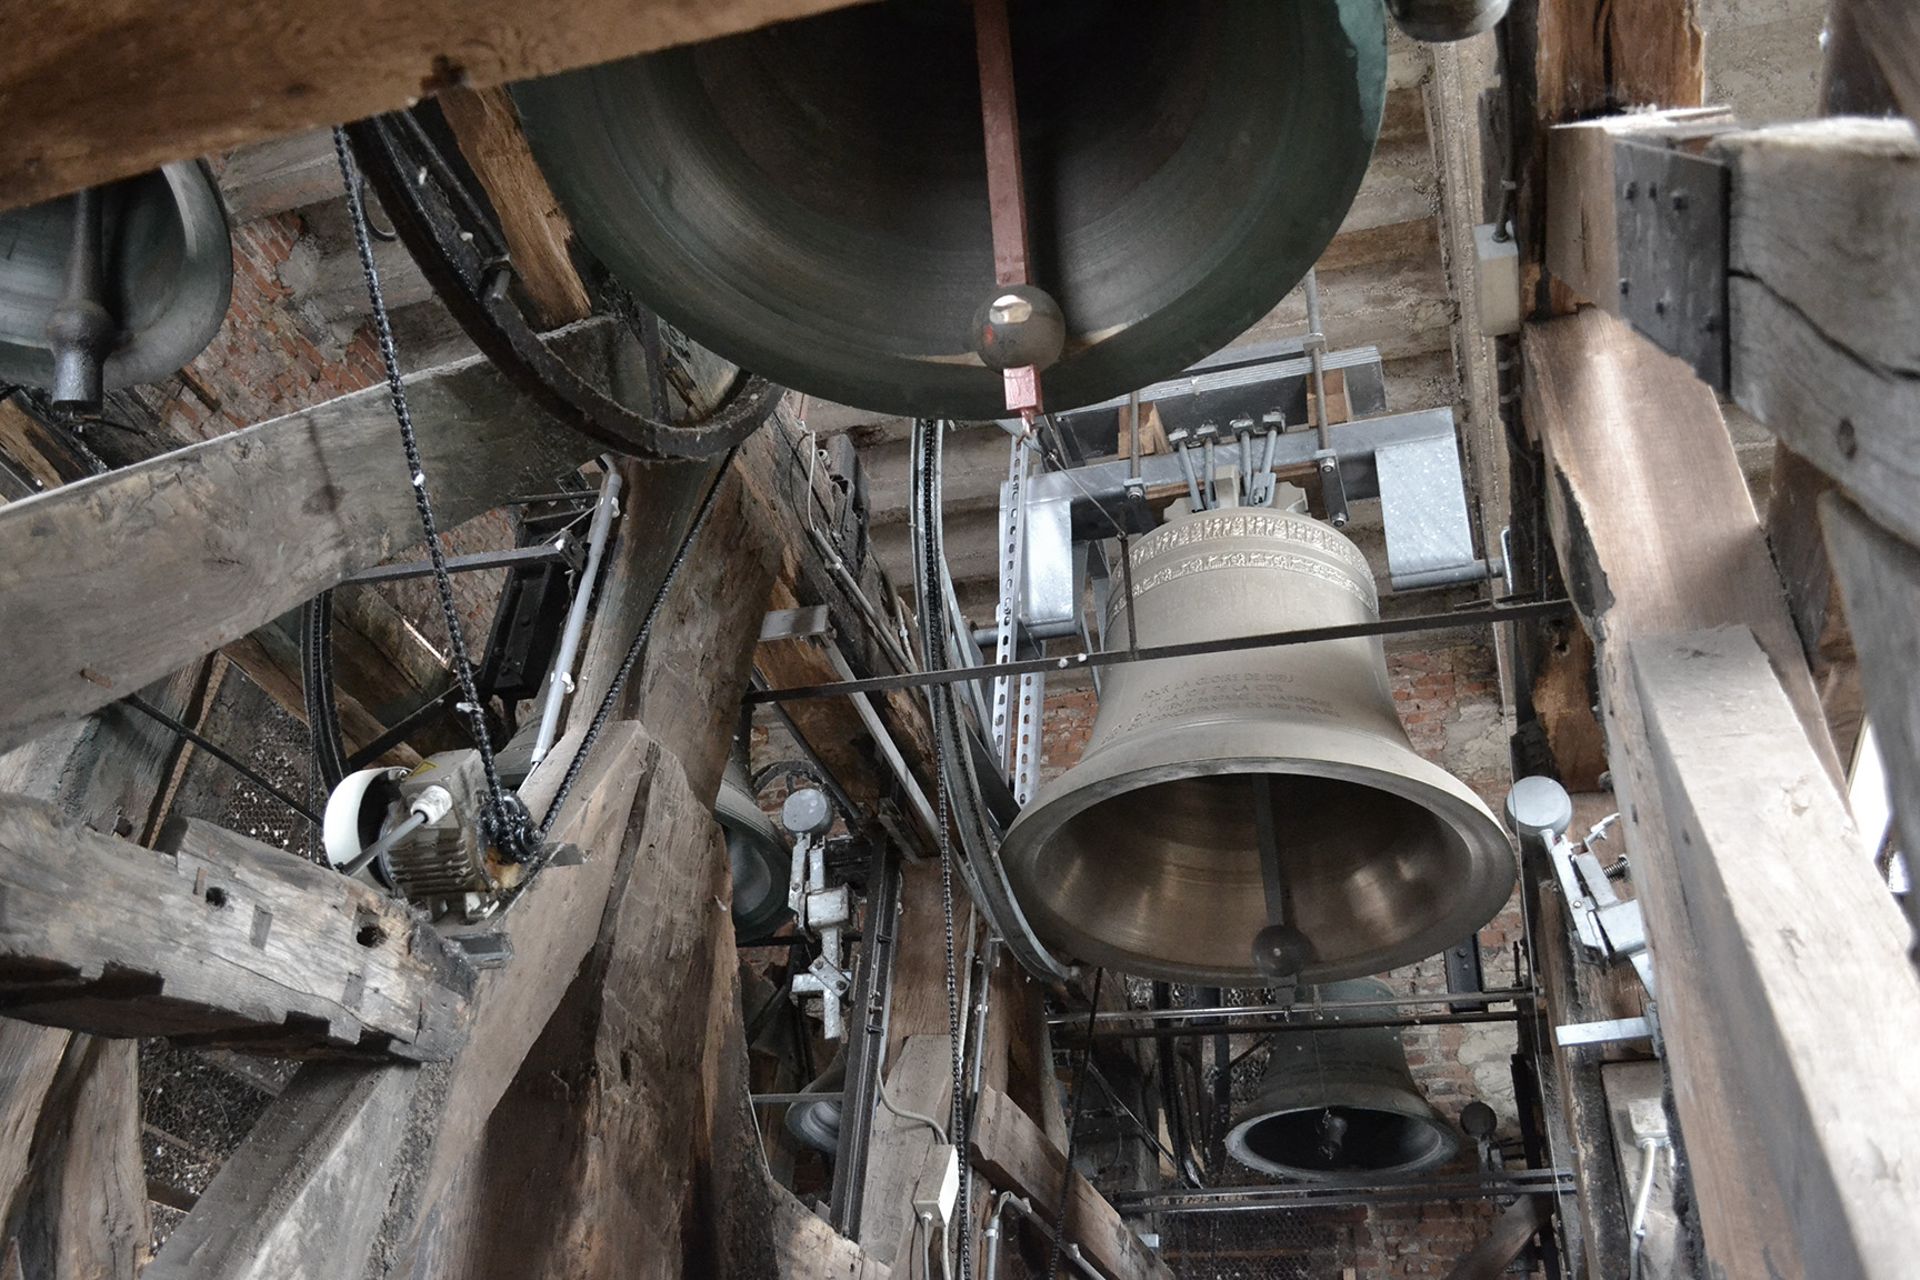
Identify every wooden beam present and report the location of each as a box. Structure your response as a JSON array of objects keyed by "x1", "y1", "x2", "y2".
[
  {"x1": 1719, "y1": 118, "x2": 1920, "y2": 548},
  {"x1": 1820, "y1": 494, "x2": 1920, "y2": 950},
  {"x1": 967, "y1": 1085, "x2": 1174, "y2": 1280},
  {"x1": 1442, "y1": 1195, "x2": 1549, "y2": 1280},
  {"x1": 0, "y1": 317, "x2": 624, "y2": 757},
  {"x1": 216, "y1": 130, "x2": 342, "y2": 222},
  {"x1": 1633, "y1": 625, "x2": 1920, "y2": 1280},
  {"x1": 142, "y1": 1063, "x2": 415, "y2": 1280},
  {"x1": 10, "y1": 1035, "x2": 147, "y2": 1280},
  {"x1": 0, "y1": 799, "x2": 472, "y2": 1058},
  {"x1": 1522, "y1": 306, "x2": 1832, "y2": 1279},
  {"x1": 857, "y1": 1035, "x2": 953, "y2": 1268},
  {"x1": 438, "y1": 86, "x2": 593, "y2": 330},
  {"x1": 146, "y1": 720, "x2": 649, "y2": 1279},
  {"x1": 1846, "y1": 0, "x2": 1920, "y2": 125},
  {"x1": 0, "y1": 0, "x2": 875, "y2": 213}
]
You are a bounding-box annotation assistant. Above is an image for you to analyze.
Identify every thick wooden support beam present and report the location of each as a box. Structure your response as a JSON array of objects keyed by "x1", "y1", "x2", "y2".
[
  {"x1": 1442, "y1": 1196, "x2": 1549, "y2": 1280},
  {"x1": 0, "y1": 317, "x2": 623, "y2": 757},
  {"x1": 1523, "y1": 307, "x2": 1834, "y2": 1279},
  {"x1": 1720, "y1": 118, "x2": 1920, "y2": 548},
  {"x1": 438, "y1": 86, "x2": 593, "y2": 329},
  {"x1": 1634, "y1": 626, "x2": 1920, "y2": 1280},
  {"x1": 857, "y1": 1035, "x2": 953, "y2": 1268},
  {"x1": 143, "y1": 1064, "x2": 414, "y2": 1280},
  {"x1": 0, "y1": 0, "x2": 872, "y2": 213},
  {"x1": 1821, "y1": 494, "x2": 1920, "y2": 949},
  {"x1": 146, "y1": 720, "x2": 648, "y2": 1279},
  {"x1": 11, "y1": 1035, "x2": 147, "y2": 1280},
  {"x1": 969, "y1": 1086, "x2": 1173, "y2": 1280},
  {"x1": 0, "y1": 799, "x2": 472, "y2": 1059}
]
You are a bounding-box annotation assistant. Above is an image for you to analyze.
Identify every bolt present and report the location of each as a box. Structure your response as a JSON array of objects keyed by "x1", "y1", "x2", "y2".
[
  {"x1": 1320, "y1": 459, "x2": 1336, "y2": 474},
  {"x1": 1619, "y1": 278, "x2": 1631, "y2": 296},
  {"x1": 1836, "y1": 418, "x2": 1858, "y2": 461}
]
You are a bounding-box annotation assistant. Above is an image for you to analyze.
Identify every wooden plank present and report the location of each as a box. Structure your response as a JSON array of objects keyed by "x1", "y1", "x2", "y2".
[
  {"x1": 1543, "y1": 107, "x2": 1735, "y2": 309},
  {"x1": 1441, "y1": 1195, "x2": 1549, "y2": 1280},
  {"x1": 146, "y1": 721, "x2": 649, "y2": 1280},
  {"x1": 1720, "y1": 117, "x2": 1920, "y2": 549},
  {"x1": 0, "y1": 1022, "x2": 69, "y2": 1230},
  {"x1": 0, "y1": 799, "x2": 472, "y2": 1058},
  {"x1": 143, "y1": 1063, "x2": 416, "y2": 1280},
  {"x1": 1633, "y1": 625, "x2": 1920, "y2": 1280},
  {"x1": 1766, "y1": 449, "x2": 1865, "y2": 762},
  {"x1": 0, "y1": 0, "x2": 876, "y2": 213},
  {"x1": 0, "y1": 317, "x2": 622, "y2": 757},
  {"x1": 216, "y1": 130, "x2": 343, "y2": 222},
  {"x1": 438, "y1": 86, "x2": 593, "y2": 329},
  {"x1": 1522, "y1": 306, "x2": 1829, "y2": 1280},
  {"x1": 967, "y1": 1085, "x2": 1174, "y2": 1280},
  {"x1": 857, "y1": 1035, "x2": 953, "y2": 1268},
  {"x1": 11, "y1": 1035, "x2": 147, "y2": 1280},
  {"x1": 1820, "y1": 493, "x2": 1920, "y2": 951}
]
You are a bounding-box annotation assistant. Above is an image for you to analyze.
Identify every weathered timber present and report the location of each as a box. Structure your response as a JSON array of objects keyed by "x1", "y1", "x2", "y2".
[
  {"x1": 968, "y1": 1085, "x2": 1174, "y2": 1280},
  {"x1": 142, "y1": 1064, "x2": 416, "y2": 1280},
  {"x1": 11, "y1": 1035, "x2": 147, "y2": 1280},
  {"x1": 1720, "y1": 118, "x2": 1920, "y2": 548},
  {"x1": 1820, "y1": 494, "x2": 1920, "y2": 951},
  {"x1": 1524, "y1": 306, "x2": 1828, "y2": 1279},
  {"x1": 0, "y1": 800, "x2": 472, "y2": 1058},
  {"x1": 0, "y1": 317, "x2": 626, "y2": 757},
  {"x1": 146, "y1": 721, "x2": 648, "y2": 1280},
  {"x1": 438, "y1": 86, "x2": 593, "y2": 329},
  {"x1": 1634, "y1": 626, "x2": 1920, "y2": 1280},
  {"x1": 0, "y1": 0, "x2": 874, "y2": 212},
  {"x1": 1846, "y1": 0, "x2": 1920, "y2": 125},
  {"x1": 0, "y1": 1024, "x2": 68, "y2": 1232},
  {"x1": 217, "y1": 130, "x2": 346, "y2": 221},
  {"x1": 857, "y1": 1035, "x2": 953, "y2": 1267},
  {"x1": 1766, "y1": 450, "x2": 1865, "y2": 762},
  {"x1": 1442, "y1": 1196, "x2": 1549, "y2": 1280}
]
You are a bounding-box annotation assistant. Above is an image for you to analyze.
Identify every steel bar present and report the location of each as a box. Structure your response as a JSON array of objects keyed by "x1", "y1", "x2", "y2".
[
  {"x1": 121, "y1": 694, "x2": 323, "y2": 825},
  {"x1": 1111, "y1": 1169, "x2": 1578, "y2": 1215},
  {"x1": 828, "y1": 839, "x2": 901, "y2": 1235},
  {"x1": 1053, "y1": 987, "x2": 1537, "y2": 1026},
  {"x1": 342, "y1": 541, "x2": 572, "y2": 586},
  {"x1": 1057, "y1": 1009, "x2": 1524, "y2": 1044},
  {"x1": 748, "y1": 599, "x2": 1571, "y2": 703},
  {"x1": 750, "y1": 1091, "x2": 846, "y2": 1107},
  {"x1": 530, "y1": 464, "x2": 621, "y2": 767},
  {"x1": 342, "y1": 685, "x2": 459, "y2": 772}
]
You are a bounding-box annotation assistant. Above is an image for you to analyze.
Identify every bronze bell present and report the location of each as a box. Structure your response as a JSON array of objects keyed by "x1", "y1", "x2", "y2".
[
  {"x1": 715, "y1": 760, "x2": 793, "y2": 942},
  {"x1": 1227, "y1": 979, "x2": 1459, "y2": 1180},
  {"x1": 1000, "y1": 508, "x2": 1514, "y2": 984},
  {"x1": 0, "y1": 163, "x2": 231, "y2": 410},
  {"x1": 511, "y1": 0, "x2": 1388, "y2": 418}
]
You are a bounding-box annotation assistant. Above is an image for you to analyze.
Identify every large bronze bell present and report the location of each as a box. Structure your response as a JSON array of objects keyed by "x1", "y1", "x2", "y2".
[
  {"x1": 1001, "y1": 509, "x2": 1514, "y2": 984},
  {"x1": 1227, "y1": 979, "x2": 1459, "y2": 1180},
  {"x1": 512, "y1": 0, "x2": 1387, "y2": 418},
  {"x1": 0, "y1": 163, "x2": 231, "y2": 409}
]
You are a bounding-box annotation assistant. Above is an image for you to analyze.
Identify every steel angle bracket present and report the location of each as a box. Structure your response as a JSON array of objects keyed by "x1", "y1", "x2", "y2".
[
  {"x1": 910, "y1": 419, "x2": 1074, "y2": 985},
  {"x1": 1614, "y1": 139, "x2": 1731, "y2": 390}
]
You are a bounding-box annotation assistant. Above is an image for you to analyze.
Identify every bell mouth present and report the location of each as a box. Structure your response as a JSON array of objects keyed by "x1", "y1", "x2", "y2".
[
  {"x1": 514, "y1": 0, "x2": 1386, "y2": 417},
  {"x1": 1001, "y1": 723, "x2": 1515, "y2": 984},
  {"x1": 1227, "y1": 1101, "x2": 1458, "y2": 1181}
]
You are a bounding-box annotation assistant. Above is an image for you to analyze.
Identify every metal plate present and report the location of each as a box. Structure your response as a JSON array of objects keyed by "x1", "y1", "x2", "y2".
[{"x1": 1614, "y1": 140, "x2": 1731, "y2": 389}]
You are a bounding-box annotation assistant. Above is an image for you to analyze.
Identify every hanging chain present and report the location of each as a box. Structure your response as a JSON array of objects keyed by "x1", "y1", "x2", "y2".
[{"x1": 332, "y1": 128, "x2": 534, "y2": 859}]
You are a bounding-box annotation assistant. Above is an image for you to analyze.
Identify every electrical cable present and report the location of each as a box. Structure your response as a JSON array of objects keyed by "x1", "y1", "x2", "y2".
[
  {"x1": 1047, "y1": 966, "x2": 1105, "y2": 1280},
  {"x1": 879, "y1": 1072, "x2": 949, "y2": 1145}
]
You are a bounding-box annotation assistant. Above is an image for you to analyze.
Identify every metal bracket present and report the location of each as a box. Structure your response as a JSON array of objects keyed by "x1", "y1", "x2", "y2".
[{"x1": 1614, "y1": 139, "x2": 1731, "y2": 389}]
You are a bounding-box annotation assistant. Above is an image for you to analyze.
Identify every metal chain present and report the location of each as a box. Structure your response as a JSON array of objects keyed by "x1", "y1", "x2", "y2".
[
  {"x1": 915, "y1": 417, "x2": 973, "y2": 1279},
  {"x1": 1049, "y1": 966, "x2": 1105, "y2": 1280},
  {"x1": 332, "y1": 128, "x2": 533, "y2": 859}
]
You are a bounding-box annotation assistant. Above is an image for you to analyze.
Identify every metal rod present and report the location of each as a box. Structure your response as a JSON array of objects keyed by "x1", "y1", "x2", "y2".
[
  {"x1": 1304, "y1": 268, "x2": 1332, "y2": 452},
  {"x1": 529, "y1": 465, "x2": 623, "y2": 768},
  {"x1": 121, "y1": 694, "x2": 323, "y2": 825},
  {"x1": 1058, "y1": 1009, "x2": 1524, "y2": 1044},
  {"x1": 342, "y1": 541, "x2": 572, "y2": 586},
  {"x1": 748, "y1": 599, "x2": 1572, "y2": 703},
  {"x1": 751, "y1": 1091, "x2": 846, "y2": 1107},
  {"x1": 343, "y1": 810, "x2": 424, "y2": 878},
  {"x1": 342, "y1": 685, "x2": 459, "y2": 771},
  {"x1": 1110, "y1": 1169, "x2": 1579, "y2": 1215},
  {"x1": 1053, "y1": 987, "x2": 1537, "y2": 1026},
  {"x1": 983, "y1": 1191, "x2": 1105, "y2": 1280}
]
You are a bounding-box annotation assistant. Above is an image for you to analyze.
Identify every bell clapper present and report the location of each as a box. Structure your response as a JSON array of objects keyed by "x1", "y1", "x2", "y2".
[{"x1": 1251, "y1": 775, "x2": 1313, "y2": 984}]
